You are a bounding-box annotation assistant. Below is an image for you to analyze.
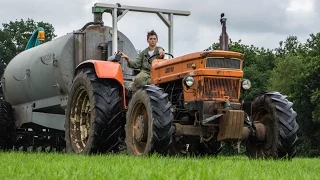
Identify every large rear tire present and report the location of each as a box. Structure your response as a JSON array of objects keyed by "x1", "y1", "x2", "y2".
[
  {"x1": 0, "y1": 99, "x2": 15, "y2": 150},
  {"x1": 245, "y1": 92, "x2": 299, "y2": 159},
  {"x1": 125, "y1": 85, "x2": 174, "y2": 156},
  {"x1": 65, "y1": 68, "x2": 123, "y2": 154}
]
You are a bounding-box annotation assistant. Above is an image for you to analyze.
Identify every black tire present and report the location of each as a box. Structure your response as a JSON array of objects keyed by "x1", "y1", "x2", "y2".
[
  {"x1": 245, "y1": 92, "x2": 299, "y2": 159},
  {"x1": 125, "y1": 85, "x2": 174, "y2": 156},
  {"x1": 0, "y1": 99, "x2": 15, "y2": 150},
  {"x1": 65, "y1": 68, "x2": 123, "y2": 154}
]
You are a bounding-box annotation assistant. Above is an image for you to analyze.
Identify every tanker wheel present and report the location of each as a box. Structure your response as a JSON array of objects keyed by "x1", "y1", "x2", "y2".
[
  {"x1": 245, "y1": 92, "x2": 299, "y2": 159},
  {"x1": 125, "y1": 85, "x2": 174, "y2": 156},
  {"x1": 65, "y1": 68, "x2": 123, "y2": 154},
  {"x1": 0, "y1": 99, "x2": 15, "y2": 150}
]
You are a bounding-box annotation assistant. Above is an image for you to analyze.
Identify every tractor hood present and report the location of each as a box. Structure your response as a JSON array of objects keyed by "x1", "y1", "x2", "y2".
[
  {"x1": 152, "y1": 50, "x2": 244, "y2": 70},
  {"x1": 150, "y1": 50, "x2": 245, "y2": 85}
]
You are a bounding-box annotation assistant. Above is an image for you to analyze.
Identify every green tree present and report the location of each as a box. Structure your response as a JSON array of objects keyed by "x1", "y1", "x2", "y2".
[
  {"x1": 275, "y1": 36, "x2": 306, "y2": 57},
  {"x1": 268, "y1": 54, "x2": 305, "y2": 99},
  {"x1": 0, "y1": 30, "x2": 15, "y2": 71}
]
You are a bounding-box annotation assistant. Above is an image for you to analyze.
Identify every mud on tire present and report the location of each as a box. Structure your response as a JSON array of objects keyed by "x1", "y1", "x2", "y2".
[
  {"x1": 125, "y1": 85, "x2": 174, "y2": 156},
  {"x1": 65, "y1": 68, "x2": 123, "y2": 154},
  {"x1": 246, "y1": 92, "x2": 299, "y2": 159},
  {"x1": 0, "y1": 99, "x2": 15, "y2": 150}
]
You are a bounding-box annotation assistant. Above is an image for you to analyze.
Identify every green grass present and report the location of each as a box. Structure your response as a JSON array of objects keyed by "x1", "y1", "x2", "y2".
[{"x1": 0, "y1": 151, "x2": 319, "y2": 180}]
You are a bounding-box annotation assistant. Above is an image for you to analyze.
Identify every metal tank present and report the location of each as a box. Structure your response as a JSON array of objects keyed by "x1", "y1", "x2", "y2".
[
  {"x1": 1, "y1": 24, "x2": 137, "y2": 130},
  {"x1": 2, "y1": 33, "x2": 74, "y2": 106}
]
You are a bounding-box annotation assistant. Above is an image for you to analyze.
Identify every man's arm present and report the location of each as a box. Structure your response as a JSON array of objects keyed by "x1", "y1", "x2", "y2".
[
  {"x1": 156, "y1": 46, "x2": 165, "y2": 57},
  {"x1": 121, "y1": 51, "x2": 143, "y2": 69}
]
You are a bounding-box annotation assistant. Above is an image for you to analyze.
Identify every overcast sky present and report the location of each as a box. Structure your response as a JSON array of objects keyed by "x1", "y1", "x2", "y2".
[{"x1": 0, "y1": 0, "x2": 319, "y2": 56}]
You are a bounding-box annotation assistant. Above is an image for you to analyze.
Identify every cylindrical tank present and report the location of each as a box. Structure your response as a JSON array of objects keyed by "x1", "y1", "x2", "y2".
[{"x1": 2, "y1": 25, "x2": 137, "y2": 106}]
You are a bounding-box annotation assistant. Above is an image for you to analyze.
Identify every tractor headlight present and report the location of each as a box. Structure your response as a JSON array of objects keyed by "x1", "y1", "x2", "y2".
[
  {"x1": 242, "y1": 79, "x2": 251, "y2": 90},
  {"x1": 184, "y1": 76, "x2": 194, "y2": 87}
]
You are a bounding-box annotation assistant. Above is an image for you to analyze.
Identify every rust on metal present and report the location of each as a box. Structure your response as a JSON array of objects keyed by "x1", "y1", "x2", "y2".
[
  {"x1": 202, "y1": 77, "x2": 240, "y2": 100},
  {"x1": 69, "y1": 87, "x2": 91, "y2": 152},
  {"x1": 174, "y1": 123, "x2": 218, "y2": 137},
  {"x1": 134, "y1": 115, "x2": 148, "y2": 142},
  {"x1": 217, "y1": 109, "x2": 244, "y2": 141},
  {"x1": 83, "y1": 25, "x2": 108, "y2": 60},
  {"x1": 74, "y1": 32, "x2": 86, "y2": 66},
  {"x1": 189, "y1": 76, "x2": 242, "y2": 103},
  {"x1": 129, "y1": 102, "x2": 149, "y2": 155},
  {"x1": 241, "y1": 126, "x2": 250, "y2": 140}
]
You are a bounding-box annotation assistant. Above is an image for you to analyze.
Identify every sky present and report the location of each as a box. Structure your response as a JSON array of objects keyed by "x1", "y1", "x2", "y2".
[{"x1": 0, "y1": 0, "x2": 319, "y2": 56}]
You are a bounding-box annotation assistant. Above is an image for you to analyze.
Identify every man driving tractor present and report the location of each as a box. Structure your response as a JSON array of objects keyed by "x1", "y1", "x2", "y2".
[{"x1": 121, "y1": 30, "x2": 165, "y2": 90}]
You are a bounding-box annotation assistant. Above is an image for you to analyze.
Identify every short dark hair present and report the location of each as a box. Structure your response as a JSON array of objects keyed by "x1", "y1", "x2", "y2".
[{"x1": 147, "y1": 30, "x2": 158, "y2": 39}]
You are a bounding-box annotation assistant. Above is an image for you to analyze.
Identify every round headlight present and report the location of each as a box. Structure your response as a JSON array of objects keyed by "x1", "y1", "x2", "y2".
[
  {"x1": 185, "y1": 76, "x2": 194, "y2": 87},
  {"x1": 242, "y1": 79, "x2": 251, "y2": 90}
]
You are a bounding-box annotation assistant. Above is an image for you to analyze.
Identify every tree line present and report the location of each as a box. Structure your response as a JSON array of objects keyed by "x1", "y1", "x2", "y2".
[{"x1": 1, "y1": 18, "x2": 320, "y2": 157}]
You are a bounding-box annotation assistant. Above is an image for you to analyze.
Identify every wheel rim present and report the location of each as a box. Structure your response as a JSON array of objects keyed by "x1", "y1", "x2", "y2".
[
  {"x1": 251, "y1": 107, "x2": 275, "y2": 157},
  {"x1": 130, "y1": 101, "x2": 149, "y2": 155},
  {"x1": 69, "y1": 86, "x2": 91, "y2": 153}
]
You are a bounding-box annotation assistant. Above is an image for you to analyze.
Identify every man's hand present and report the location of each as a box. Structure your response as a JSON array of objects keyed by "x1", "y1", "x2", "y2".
[
  {"x1": 159, "y1": 48, "x2": 165, "y2": 57},
  {"x1": 120, "y1": 51, "x2": 130, "y2": 62}
]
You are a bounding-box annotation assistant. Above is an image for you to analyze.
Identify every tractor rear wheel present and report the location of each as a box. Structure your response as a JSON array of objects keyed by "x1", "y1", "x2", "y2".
[
  {"x1": 65, "y1": 68, "x2": 123, "y2": 154},
  {"x1": 125, "y1": 85, "x2": 174, "y2": 156},
  {"x1": 0, "y1": 99, "x2": 15, "y2": 150},
  {"x1": 245, "y1": 92, "x2": 299, "y2": 159}
]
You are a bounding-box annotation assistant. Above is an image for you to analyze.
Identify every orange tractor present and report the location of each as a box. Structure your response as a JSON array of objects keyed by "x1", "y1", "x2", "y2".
[
  {"x1": 64, "y1": 4, "x2": 299, "y2": 158},
  {"x1": 0, "y1": 3, "x2": 298, "y2": 158}
]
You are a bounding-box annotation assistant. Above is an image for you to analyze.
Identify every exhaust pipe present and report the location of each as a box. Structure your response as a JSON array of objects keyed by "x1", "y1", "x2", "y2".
[{"x1": 219, "y1": 13, "x2": 228, "y2": 51}]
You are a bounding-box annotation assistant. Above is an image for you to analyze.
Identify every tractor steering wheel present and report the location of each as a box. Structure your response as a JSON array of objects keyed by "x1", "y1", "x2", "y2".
[{"x1": 147, "y1": 53, "x2": 174, "y2": 64}]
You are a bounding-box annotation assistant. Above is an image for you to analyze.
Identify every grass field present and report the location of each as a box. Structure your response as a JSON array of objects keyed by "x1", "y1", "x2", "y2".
[{"x1": 0, "y1": 151, "x2": 319, "y2": 180}]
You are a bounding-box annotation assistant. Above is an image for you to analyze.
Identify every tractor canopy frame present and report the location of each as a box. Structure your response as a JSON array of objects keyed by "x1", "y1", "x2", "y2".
[{"x1": 92, "y1": 3, "x2": 191, "y2": 55}]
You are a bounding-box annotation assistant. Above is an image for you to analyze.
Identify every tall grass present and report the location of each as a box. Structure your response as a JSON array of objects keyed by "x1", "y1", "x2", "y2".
[{"x1": 0, "y1": 151, "x2": 319, "y2": 180}]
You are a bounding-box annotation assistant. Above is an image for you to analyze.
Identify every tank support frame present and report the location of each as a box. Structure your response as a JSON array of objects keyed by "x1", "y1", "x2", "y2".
[{"x1": 13, "y1": 95, "x2": 68, "y2": 130}]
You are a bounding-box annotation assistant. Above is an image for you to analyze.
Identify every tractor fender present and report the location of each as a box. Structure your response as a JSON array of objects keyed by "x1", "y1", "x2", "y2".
[{"x1": 75, "y1": 60, "x2": 126, "y2": 109}]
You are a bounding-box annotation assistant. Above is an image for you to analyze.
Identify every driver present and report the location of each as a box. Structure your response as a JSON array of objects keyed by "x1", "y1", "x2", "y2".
[{"x1": 121, "y1": 30, "x2": 165, "y2": 91}]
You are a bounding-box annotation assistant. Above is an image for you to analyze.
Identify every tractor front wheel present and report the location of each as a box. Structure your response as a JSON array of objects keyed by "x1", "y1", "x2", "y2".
[{"x1": 125, "y1": 85, "x2": 174, "y2": 156}]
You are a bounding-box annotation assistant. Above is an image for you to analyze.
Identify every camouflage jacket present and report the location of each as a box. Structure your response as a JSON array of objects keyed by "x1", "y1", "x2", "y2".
[{"x1": 127, "y1": 46, "x2": 164, "y2": 74}]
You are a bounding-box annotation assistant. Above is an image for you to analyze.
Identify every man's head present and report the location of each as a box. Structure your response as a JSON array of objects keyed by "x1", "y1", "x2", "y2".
[{"x1": 147, "y1": 30, "x2": 158, "y2": 47}]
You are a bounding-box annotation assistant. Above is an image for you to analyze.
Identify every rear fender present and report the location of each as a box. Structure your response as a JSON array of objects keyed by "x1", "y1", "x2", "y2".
[{"x1": 75, "y1": 60, "x2": 126, "y2": 109}]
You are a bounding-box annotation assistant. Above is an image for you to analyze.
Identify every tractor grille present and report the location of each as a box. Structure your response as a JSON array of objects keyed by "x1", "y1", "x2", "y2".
[
  {"x1": 206, "y1": 58, "x2": 241, "y2": 69},
  {"x1": 203, "y1": 77, "x2": 240, "y2": 99}
]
